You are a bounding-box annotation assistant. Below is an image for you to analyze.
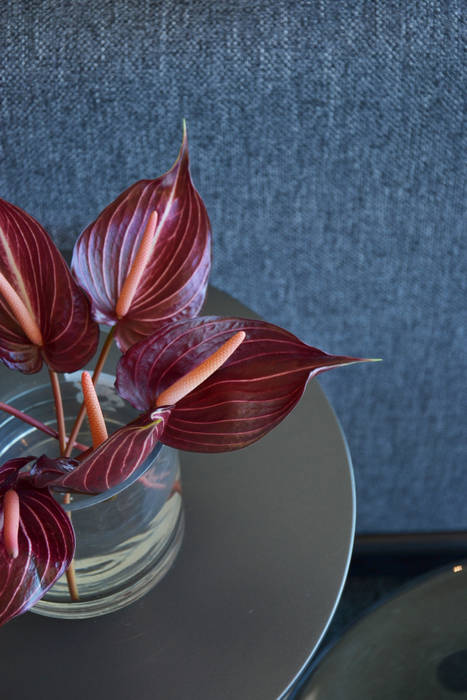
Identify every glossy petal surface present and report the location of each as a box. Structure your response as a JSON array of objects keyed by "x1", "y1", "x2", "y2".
[
  {"x1": 0, "y1": 198, "x2": 99, "y2": 373},
  {"x1": 116, "y1": 316, "x2": 363, "y2": 452},
  {"x1": 0, "y1": 457, "x2": 35, "y2": 491},
  {"x1": 38, "y1": 409, "x2": 170, "y2": 493},
  {"x1": 72, "y1": 132, "x2": 211, "y2": 351},
  {"x1": 0, "y1": 486, "x2": 75, "y2": 626}
]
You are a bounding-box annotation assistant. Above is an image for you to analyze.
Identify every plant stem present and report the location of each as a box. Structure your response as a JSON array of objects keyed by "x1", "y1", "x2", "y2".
[
  {"x1": 63, "y1": 493, "x2": 79, "y2": 601},
  {"x1": 0, "y1": 401, "x2": 88, "y2": 451},
  {"x1": 48, "y1": 370, "x2": 67, "y2": 455},
  {"x1": 48, "y1": 370, "x2": 80, "y2": 601},
  {"x1": 64, "y1": 326, "x2": 116, "y2": 458},
  {"x1": 60, "y1": 326, "x2": 116, "y2": 601}
]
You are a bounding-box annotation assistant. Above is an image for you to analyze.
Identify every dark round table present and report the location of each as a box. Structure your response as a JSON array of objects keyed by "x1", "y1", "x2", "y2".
[{"x1": 0, "y1": 287, "x2": 355, "y2": 700}]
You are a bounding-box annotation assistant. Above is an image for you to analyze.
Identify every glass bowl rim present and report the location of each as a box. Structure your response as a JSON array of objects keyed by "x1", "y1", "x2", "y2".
[{"x1": 0, "y1": 380, "x2": 164, "y2": 512}]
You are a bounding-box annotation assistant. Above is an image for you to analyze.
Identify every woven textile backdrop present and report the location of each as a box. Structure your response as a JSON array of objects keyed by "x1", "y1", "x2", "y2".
[{"x1": 1, "y1": 1, "x2": 465, "y2": 531}]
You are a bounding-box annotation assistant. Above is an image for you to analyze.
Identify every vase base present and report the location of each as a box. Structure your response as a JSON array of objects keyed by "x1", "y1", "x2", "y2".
[{"x1": 31, "y1": 507, "x2": 185, "y2": 620}]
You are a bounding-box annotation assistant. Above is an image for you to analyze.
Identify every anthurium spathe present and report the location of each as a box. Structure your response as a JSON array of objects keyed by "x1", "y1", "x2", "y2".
[
  {"x1": 0, "y1": 198, "x2": 99, "y2": 374},
  {"x1": 30, "y1": 408, "x2": 171, "y2": 494},
  {"x1": 71, "y1": 125, "x2": 211, "y2": 351},
  {"x1": 0, "y1": 458, "x2": 75, "y2": 626},
  {"x1": 116, "y1": 316, "x2": 366, "y2": 452}
]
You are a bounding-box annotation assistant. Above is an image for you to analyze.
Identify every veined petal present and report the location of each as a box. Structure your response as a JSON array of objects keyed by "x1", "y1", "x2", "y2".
[
  {"x1": 72, "y1": 128, "x2": 211, "y2": 351},
  {"x1": 0, "y1": 457, "x2": 35, "y2": 492},
  {"x1": 0, "y1": 487, "x2": 75, "y2": 626},
  {"x1": 116, "y1": 316, "x2": 366, "y2": 452},
  {"x1": 34, "y1": 409, "x2": 170, "y2": 494},
  {"x1": 0, "y1": 198, "x2": 99, "y2": 373}
]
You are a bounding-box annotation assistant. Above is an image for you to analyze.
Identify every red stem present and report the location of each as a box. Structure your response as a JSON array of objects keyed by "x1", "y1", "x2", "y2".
[
  {"x1": 63, "y1": 491, "x2": 79, "y2": 601},
  {"x1": 0, "y1": 401, "x2": 88, "y2": 452},
  {"x1": 48, "y1": 370, "x2": 67, "y2": 455},
  {"x1": 48, "y1": 370, "x2": 80, "y2": 601}
]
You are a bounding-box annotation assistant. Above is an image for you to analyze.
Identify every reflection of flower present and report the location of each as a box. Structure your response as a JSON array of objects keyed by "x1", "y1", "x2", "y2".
[{"x1": 139, "y1": 469, "x2": 172, "y2": 491}]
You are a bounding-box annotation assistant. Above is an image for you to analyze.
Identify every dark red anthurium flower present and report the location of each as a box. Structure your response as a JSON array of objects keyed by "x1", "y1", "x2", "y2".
[
  {"x1": 71, "y1": 125, "x2": 211, "y2": 352},
  {"x1": 0, "y1": 198, "x2": 99, "y2": 374},
  {"x1": 0, "y1": 457, "x2": 75, "y2": 626},
  {"x1": 30, "y1": 409, "x2": 171, "y2": 494},
  {"x1": 116, "y1": 316, "x2": 367, "y2": 452}
]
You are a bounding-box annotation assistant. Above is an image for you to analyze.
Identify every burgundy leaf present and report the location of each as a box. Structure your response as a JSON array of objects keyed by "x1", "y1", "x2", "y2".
[
  {"x1": 28, "y1": 455, "x2": 76, "y2": 489},
  {"x1": 116, "y1": 316, "x2": 365, "y2": 452},
  {"x1": 0, "y1": 486, "x2": 75, "y2": 626},
  {"x1": 0, "y1": 457, "x2": 35, "y2": 491},
  {"x1": 72, "y1": 128, "x2": 211, "y2": 351},
  {"x1": 0, "y1": 198, "x2": 99, "y2": 373},
  {"x1": 40, "y1": 409, "x2": 170, "y2": 493}
]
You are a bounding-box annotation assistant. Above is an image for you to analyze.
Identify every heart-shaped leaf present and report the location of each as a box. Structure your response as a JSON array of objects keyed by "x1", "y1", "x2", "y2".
[
  {"x1": 0, "y1": 198, "x2": 99, "y2": 374},
  {"x1": 72, "y1": 128, "x2": 211, "y2": 351},
  {"x1": 35, "y1": 409, "x2": 170, "y2": 493},
  {"x1": 116, "y1": 316, "x2": 365, "y2": 452},
  {"x1": 0, "y1": 486, "x2": 75, "y2": 626}
]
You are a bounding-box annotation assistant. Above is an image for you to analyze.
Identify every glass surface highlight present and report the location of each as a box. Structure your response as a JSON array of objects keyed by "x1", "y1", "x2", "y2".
[{"x1": 0, "y1": 375, "x2": 184, "y2": 619}]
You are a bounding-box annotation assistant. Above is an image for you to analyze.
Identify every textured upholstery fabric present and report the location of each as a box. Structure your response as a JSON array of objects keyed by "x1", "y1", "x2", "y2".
[{"x1": 1, "y1": 1, "x2": 465, "y2": 531}]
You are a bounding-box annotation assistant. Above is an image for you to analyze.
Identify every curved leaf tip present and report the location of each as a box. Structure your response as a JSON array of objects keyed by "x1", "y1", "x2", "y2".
[
  {"x1": 116, "y1": 316, "x2": 367, "y2": 452},
  {"x1": 72, "y1": 128, "x2": 211, "y2": 351}
]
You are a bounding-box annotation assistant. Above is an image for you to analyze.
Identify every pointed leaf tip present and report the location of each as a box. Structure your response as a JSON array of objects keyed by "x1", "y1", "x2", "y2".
[
  {"x1": 116, "y1": 316, "x2": 365, "y2": 452},
  {"x1": 181, "y1": 118, "x2": 188, "y2": 148},
  {"x1": 72, "y1": 134, "x2": 211, "y2": 351}
]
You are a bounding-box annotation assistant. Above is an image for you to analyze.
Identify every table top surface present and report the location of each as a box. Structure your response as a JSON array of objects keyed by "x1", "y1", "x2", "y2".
[{"x1": 0, "y1": 287, "x2": 355, "y2": 700}]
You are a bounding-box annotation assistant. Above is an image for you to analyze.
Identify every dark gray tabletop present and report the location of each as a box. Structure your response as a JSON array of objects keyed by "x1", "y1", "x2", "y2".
[{"x1": 0, "y1": 287, "x2": 355, "y2": 700}]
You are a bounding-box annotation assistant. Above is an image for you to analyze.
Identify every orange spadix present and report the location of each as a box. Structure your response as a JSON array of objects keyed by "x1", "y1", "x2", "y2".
[
  {"x1": 0, "y1": 272, "x2": 43, "y2": 346},
  {"x1": 155, "y1": 331, "x2": 246, "y2": 407},
  {"x1": 3, "y1": 489, "x2": 20, "y2": 559},
  {"x1": 82, "y1": 371, "x2": 108, "y2": 449},
  {"x1": 115, "y1": 210, "x2": 159, "y2": 319}
]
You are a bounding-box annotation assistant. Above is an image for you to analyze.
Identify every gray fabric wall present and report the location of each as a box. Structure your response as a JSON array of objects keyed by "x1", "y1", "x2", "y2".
[{"x1": 1, "y1": 0, "x2": 465, "y2": 532}]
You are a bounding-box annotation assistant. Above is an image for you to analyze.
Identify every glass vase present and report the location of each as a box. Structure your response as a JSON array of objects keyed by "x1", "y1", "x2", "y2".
[{"x1": 0, "y1": 373, "x2": 184, "y2": 620}]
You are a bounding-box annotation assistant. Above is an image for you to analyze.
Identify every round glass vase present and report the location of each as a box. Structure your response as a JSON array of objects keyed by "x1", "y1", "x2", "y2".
[{"x1": 0, "y1": 374, "x2": 184, "y2": 620}]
